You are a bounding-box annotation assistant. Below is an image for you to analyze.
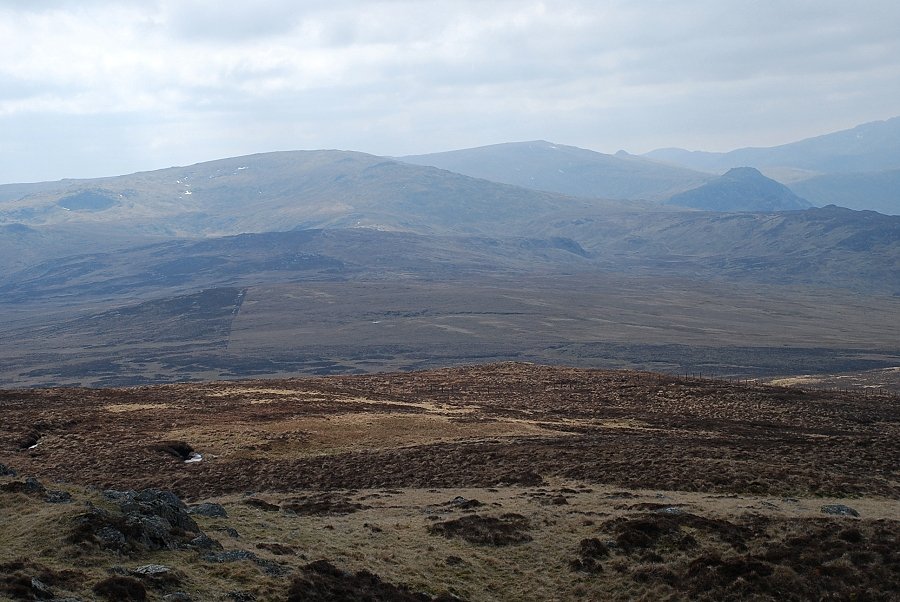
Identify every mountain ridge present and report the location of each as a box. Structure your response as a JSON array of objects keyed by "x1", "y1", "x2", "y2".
[
  {"x1": 644, "y1": 116, "x2": 900, "y2": 175},
  {"x1": 400, "y1": 140, "x2": 712, "y2": 201},
  {"x1": 0, "y1": 149, "x2": 622, "y2": 241}
]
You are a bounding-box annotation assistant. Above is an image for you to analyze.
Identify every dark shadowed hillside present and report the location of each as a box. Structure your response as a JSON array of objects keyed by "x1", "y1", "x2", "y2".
[{"x1": 1, "y1": 213, "x2": 897, "y2": 387}]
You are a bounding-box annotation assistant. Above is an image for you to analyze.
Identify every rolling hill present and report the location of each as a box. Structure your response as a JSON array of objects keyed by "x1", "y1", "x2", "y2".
[
  {"x1": 400, "y1": 141, "x2": 712, "y2": 201},
  {"x1": 664, "y1": 167, "x2": 812, "y2": 212},
  {"x1": 0, "y1": 150, "x2": 609, "y2": 240}
]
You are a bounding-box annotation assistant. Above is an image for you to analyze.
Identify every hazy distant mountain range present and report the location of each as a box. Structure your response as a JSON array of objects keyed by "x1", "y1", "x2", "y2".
[
  {"x1": 400, "y1": 118, "x2": 899, "y2": 215},
  {"x1": 645, "y1": 116, "x2": 900, "y2": 174},
  {"x1": 401, "y1": 140, "x2": 712, "y2": 201},
  {"x1": 644, "y1": 116, "x2": 900, "y2": 215},
  {"x1": 1, "y1": 117, "x2": 898, "y2": 386}
]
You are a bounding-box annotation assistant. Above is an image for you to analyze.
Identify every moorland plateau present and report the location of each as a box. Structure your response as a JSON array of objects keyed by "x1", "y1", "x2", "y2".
[{"x1": 1, "y1": 363, "x2": 898, "y2": 600}]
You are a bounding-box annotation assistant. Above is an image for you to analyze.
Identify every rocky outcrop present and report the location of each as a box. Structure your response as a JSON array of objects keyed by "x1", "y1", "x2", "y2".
[
  {"x1": 188, "y1": 502, "x2": 228, "y2": 518},
  {"x1": 70, "y1": 489, "x2": 216, "y2": 555}
]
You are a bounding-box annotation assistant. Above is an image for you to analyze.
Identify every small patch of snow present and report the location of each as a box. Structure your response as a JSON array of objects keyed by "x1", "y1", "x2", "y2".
[
  {"x1": 28, "y1": 442, "x2": 39, "y2": 450},
  {"x1": 184, "y1": 452, "x2": 202, "y2": 464}
]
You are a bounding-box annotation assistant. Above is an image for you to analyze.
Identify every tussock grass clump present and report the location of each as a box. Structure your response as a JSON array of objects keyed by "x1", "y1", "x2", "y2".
[
  {"x1": 92, "y1": 575, "x2": 146, "y2": 601},
  {"x1": 287, "y1": 559, "x2": 462, "y2": 602},
  {"x1": 428, "y1": 513, "x2": 532, "y2": 546}
]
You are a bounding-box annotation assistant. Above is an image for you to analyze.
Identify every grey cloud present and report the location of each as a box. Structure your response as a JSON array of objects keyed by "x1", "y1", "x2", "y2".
[{"x1": 1, "y1": 0, "x2": 899, "y2": 182}]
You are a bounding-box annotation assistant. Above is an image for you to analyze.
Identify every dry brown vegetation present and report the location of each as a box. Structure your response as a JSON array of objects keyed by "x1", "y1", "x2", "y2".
[{"x1": 1, "y1": 363, "x2": 898, "y2": 601}]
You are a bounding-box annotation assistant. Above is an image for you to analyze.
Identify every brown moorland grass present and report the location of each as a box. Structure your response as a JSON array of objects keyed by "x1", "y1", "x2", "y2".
[{"x1": 0, "y1": 363, "x2": 898, "y2": 600}]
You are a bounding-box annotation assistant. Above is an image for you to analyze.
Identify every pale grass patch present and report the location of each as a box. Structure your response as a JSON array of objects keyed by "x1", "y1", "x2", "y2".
[
  {"x1": 205, "y1": 387, "x2": 315, "y2": 398},
  {"x1": 165, "y1": 412, "x2": 555, "y2": 460},
  {"x1": 335, "y1": 396, "x2": 477, "y2": 416},
  {"x1": 767, "y1": 376, "x2": 820, "y2": 387},
  {"x1": 105, "y1": 403, "x2": 172, "y2": 413}
]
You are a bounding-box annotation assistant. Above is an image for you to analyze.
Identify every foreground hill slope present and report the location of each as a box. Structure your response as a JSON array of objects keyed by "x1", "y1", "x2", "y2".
[{"x1": 1, "y1": 363, "x2": 898, "y2": 601}]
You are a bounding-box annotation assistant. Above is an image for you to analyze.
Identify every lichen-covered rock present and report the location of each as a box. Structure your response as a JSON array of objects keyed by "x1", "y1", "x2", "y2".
[
  {"x1": 189, "y1": 534, "x2": 222, "y2": 550},
  {"x1": 202, "y1": 550, "x2": 258, "y2": 563},
  {"x1": 0, "y1": 477, "x2": 46, "y2": 496},
  {"x1": 132, "y1": 565, "x2": 172, "y2": 577},
  {"x1": 188, "y1": 502, "x2": 228, "y2": 518},
  {"x1": 29, "y1": 577, "x2": 54, "y2": 599},
  {"x1": 122, "y1": 489, "x2": 200, "y2": 534},
  {"x1": 70, "y1": 489, "x2": 208, "y2": 555},
  {"x1": 202, "y1": 550, "x2": 289, "y2": 576},
  {"x1": 821, "y1": 504, "x2": 860, "y2": 517},
  {"x1": 45, "y1": 490, "x2": 73, "y2": 504}
]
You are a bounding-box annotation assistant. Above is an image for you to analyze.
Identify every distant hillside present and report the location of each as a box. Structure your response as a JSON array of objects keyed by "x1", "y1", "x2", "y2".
[
  {"x1": 5, "y1": 205, "x2": 897, "y2": 306},
  {"x1": 532, "y1": 205, "x2": 899, "y2": 293},
  {"x1": 0, "y1": 222, "x2": 160, "y2": 274},
  {"x1": 646, "y1": 116, "x2": 900, "y2": 175},
  {"x1": 789, "y1": 169, "x2": 900, "y2": 215},
  {"x1": 0, "y1": 180, "x2": 72, "y2": 203},
  {"x1": 401, "y1": 141, "x2": 712, "y2": 201},
  {"x1": 0, "y1": 150, "x2": 613, "y2": 240},
  {"x1": 665, "y1": 167, "x2": 812, "y2": 212}
]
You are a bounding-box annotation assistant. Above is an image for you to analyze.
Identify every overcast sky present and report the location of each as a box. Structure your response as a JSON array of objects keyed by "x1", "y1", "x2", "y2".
[{"x1": 1, "y1": 0, "x2": 898, "y2": 183}]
